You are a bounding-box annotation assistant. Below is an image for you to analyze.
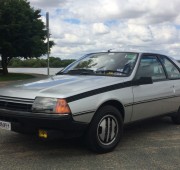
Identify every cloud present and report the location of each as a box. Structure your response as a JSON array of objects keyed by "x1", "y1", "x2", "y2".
[
  {"x1": 30, "y1": 0, "x2": 63, "y2": 8},
  {"x1": 92, "y1": 23, "x2": 110, "y2": 35},
  {"x1": 29, "y1": 0, "x2": 180, "y2": 59}
]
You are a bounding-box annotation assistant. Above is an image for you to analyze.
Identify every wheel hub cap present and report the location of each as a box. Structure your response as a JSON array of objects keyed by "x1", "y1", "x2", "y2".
[{"x1": 97, "y1": 115, "x2": 118, "y2": 145}]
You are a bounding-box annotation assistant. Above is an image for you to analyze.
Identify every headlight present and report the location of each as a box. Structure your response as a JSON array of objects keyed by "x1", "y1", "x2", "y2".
[{"x1": 32, "y1": 97, "x2": 71, "y2": 115}]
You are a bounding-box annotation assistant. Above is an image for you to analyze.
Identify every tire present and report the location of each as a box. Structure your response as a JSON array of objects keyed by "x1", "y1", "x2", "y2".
[
  {"x1": 86, "y1": 105, "x2": 123, "y2": 153},
  {"x1": 171, "y1": 108, "x2": 180, "y2": 124}
]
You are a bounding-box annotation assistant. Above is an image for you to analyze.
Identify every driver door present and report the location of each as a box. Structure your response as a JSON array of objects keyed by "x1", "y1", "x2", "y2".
[{"x1": 131, "y1": 54, "x2": 173, "y2": 121}]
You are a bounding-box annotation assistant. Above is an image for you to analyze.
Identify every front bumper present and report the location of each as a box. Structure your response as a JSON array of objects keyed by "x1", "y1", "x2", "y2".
[{"x1": 0, "y1": 109, "x2": 88, "y2": 138}]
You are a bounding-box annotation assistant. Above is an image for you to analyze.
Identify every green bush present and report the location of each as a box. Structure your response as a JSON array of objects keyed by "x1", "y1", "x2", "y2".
[{"x1": 8, "y1": 57, "x2": 75, "y2": 68}]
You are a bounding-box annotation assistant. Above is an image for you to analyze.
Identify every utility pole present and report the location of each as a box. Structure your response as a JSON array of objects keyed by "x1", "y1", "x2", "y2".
[{"x1": 46, "y1": 12, "x2": 50, "y2": 76}]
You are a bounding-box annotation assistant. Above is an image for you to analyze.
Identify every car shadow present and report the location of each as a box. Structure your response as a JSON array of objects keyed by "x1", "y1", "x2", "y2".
[{"x1": 2, "y1": 116, "x2": 176, "y2": 156}]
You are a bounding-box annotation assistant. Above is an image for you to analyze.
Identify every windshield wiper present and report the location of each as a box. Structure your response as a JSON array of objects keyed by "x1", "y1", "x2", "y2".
[
  {"x1": 57, "y1": 69, "x2": 127, "y2": 76},
  {"x1": 67, "y1": 69, "x2": 95, "y2": 75},
  {"x1": 96, "y1": 70, "x2": 127, "y2": 75},
  {"x1": 56, "y1": 71, "x2": 65, "y2": 75}
]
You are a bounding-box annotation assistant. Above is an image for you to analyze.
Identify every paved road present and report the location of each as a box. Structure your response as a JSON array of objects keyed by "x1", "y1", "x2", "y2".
[{"x1": 0, "y1": 117, "x2": 179, "y2": 170}]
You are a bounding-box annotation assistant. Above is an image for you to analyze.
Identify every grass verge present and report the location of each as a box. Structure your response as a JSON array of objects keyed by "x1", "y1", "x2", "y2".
[{"x1": 0, "y1": 73, "x2": 35, "y2": 81}]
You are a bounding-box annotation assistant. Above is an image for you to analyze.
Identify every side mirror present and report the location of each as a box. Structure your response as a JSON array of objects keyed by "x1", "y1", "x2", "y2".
[{"x1": 133, "y1": 77, "x2": 153, "y2": 86}]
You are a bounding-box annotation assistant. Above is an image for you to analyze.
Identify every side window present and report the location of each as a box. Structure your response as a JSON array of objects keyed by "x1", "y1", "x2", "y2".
[
  {"x1": 136, "y1": 55, "x2": 166, "y2": 81},
  {"x1": 159, "y1": 56, "x2": 180, "y2": 79}
]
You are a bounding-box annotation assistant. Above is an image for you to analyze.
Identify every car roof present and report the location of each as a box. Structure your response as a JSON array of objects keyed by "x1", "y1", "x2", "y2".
[{"x1": 90, "y1": 51, "x2": 167, "y2": 56}]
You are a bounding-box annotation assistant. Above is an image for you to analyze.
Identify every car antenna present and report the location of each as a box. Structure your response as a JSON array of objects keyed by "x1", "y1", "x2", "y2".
[{"x1": 107, "y1": 49, "x2": 112, "y2": 53}]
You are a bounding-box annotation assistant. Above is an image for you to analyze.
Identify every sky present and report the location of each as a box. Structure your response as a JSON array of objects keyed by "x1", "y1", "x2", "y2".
[{"x1": 29, "y1": 0, "x2": 180, "y2": 60}]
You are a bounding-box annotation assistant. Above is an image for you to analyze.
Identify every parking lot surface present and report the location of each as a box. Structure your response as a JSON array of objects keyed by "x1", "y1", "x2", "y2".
[{"x1": 0, "y1": 117, "x2": 179, "y2": 170}]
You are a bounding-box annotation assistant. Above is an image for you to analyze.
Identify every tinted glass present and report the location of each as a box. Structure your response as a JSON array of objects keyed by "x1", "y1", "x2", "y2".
[
  {"x1": 159, "y1": 56, "x2": 180, "y2": 79},
  {"x1": 136, "y1": 55, "x2": 166, "y2": 81}
]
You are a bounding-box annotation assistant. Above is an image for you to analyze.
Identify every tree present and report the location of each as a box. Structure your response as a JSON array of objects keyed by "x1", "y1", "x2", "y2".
[{"x1": 0, "y1": 0, "x2": 54, "y2": 74}]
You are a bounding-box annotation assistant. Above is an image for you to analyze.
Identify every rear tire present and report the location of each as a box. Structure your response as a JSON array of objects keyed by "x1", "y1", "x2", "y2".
[
  {"x1": 171, "y1": 108, "x2": 180, "y2": 124},
  {"x1": 86, "y1": 105, "x2": 123, "y2": 153}
]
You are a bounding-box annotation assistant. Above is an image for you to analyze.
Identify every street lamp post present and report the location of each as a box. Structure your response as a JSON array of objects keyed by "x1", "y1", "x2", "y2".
[{"x1": 46, "y1": 12, "x2": 50, "y2": 76}]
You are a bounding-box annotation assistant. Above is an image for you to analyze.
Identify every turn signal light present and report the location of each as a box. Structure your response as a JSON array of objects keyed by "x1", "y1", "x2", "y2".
[{"x1": 55, "y1": 99, "x2": 71, "y2": 114}]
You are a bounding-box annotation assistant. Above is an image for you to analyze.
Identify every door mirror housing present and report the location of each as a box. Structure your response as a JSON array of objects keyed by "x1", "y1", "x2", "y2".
[{"x1": 133, "y1": 77, "x2": 153, "y2": 86}]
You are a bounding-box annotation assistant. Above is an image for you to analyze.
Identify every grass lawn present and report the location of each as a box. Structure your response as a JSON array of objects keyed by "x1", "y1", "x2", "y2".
[{"x1": 0, "y1": 73, "x2": 35, "y2": 81}]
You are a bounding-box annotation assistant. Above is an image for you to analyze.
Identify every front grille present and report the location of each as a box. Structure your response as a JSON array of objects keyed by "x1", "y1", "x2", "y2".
[{"x1": 0, "y1": 96, "x2": 34, "y2": 112}]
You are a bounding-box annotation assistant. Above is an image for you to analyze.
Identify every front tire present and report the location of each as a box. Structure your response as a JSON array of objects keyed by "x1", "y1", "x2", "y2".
[{"x1": 86, "y1": 105, "x2": 123, "y2": 153}]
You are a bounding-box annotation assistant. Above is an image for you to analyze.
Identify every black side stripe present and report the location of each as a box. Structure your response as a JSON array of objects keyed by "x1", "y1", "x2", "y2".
[
  {"x1": 133, "y1": 95, "x2": 180, "y2": 106},
  {"x1": 66, "y1": 80, "x2": 180, "y2": 104},
  {"x1": 124, "y1": 103, "x2": 133, "y2": 107},
  {"x1": 72, "y1": 96, "x2": 180, "y2": 116},
  {"x1": 73, "y1": 110, "x2": 96, "y2": 116},
  {"x1": 124, "y1": 95, "x2": 180, "y2": 107},
  {"x1": 66, "y1": 81, "x2": 132, "y2": 103}
]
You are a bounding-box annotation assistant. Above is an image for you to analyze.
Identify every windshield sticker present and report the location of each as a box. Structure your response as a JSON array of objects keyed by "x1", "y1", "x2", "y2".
[
  {"x1": 125, "y1": 54, "x2": 136, "y2": 60},
  {"x1": 106, "y1": 72, "x2": 114, "y2": 75}
]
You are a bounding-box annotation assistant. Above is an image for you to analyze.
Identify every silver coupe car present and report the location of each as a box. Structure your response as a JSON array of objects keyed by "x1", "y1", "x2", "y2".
[{"x1": 0, "y1": 52, "x2": 180, "y2": 153}]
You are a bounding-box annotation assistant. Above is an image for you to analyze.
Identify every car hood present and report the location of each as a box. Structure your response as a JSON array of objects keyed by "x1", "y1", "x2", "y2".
[{"x1": 0, "y1": 75, "x2": 128, "y2": 99}]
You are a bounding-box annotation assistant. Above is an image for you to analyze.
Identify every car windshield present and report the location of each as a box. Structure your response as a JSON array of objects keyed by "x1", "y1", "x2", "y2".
[{"x1": 60, "y1": 52, "x2": 138, "y2": 77}]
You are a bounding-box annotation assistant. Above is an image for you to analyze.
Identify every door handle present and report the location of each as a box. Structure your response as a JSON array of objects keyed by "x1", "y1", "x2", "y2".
[{"x1": 171, "y1": 85, "x2": 175, "y2": 93}]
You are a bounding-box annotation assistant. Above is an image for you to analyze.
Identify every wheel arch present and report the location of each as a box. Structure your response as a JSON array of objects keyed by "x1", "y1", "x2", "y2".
[{"x1": 95, "y1": 100, "x2": 125, "y2": 121}]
